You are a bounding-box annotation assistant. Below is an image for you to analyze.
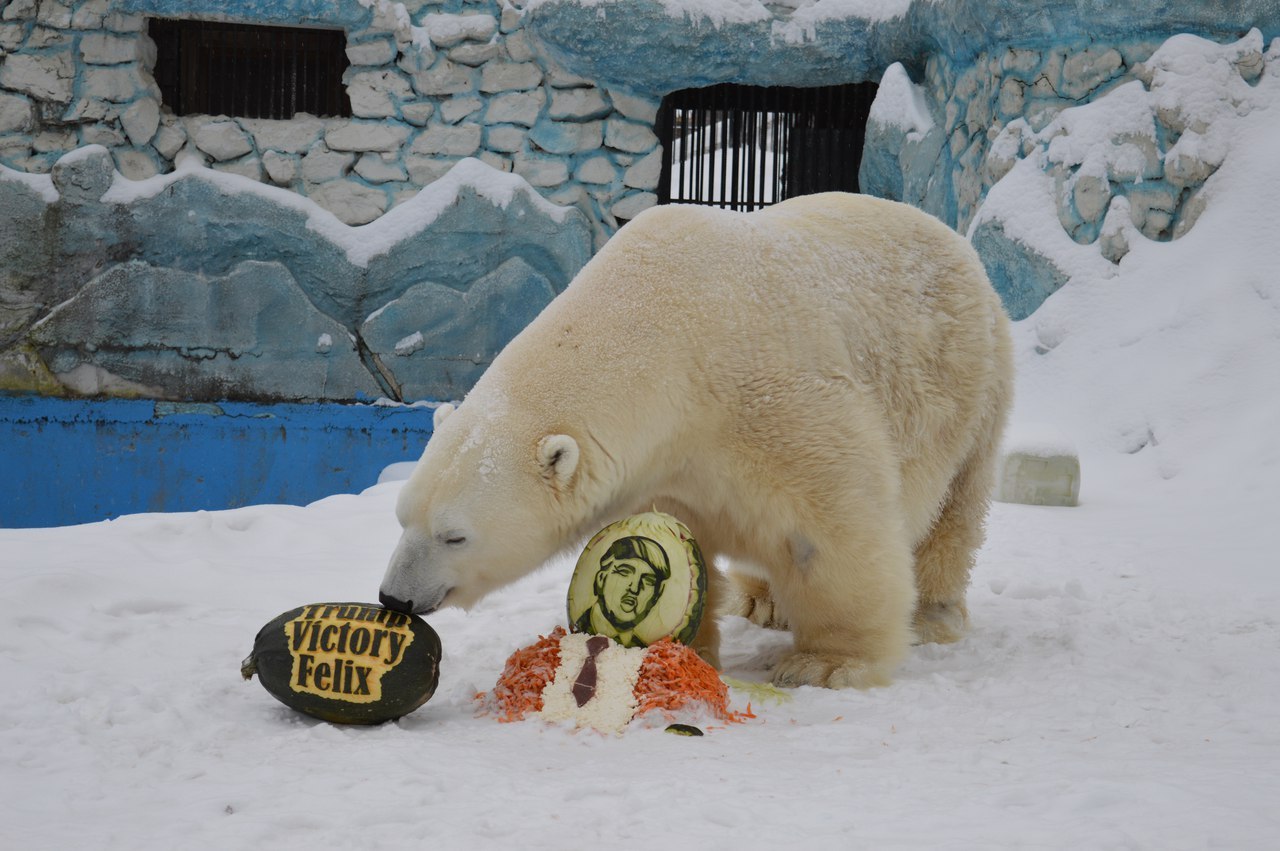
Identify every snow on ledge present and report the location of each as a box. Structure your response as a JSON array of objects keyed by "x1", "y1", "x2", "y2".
[
  {"x1": 99, "y1": 155, "x2": 575, "y2": 269},
  {"x1": 524, "y1": 0, "x2": 910, "y2": 28},
  {"x1": 0, "y1": 162, "x2": 59, "y2": 203},
  {"x1": 773, "y1": 0, "x2": 913, "y2": 42},
  {"x1": 525, "y1": 0, "x2": 770, "y2": 27},
  {"x1": 1002, "y1": 421, "x2": 1079, "y2": 459}
]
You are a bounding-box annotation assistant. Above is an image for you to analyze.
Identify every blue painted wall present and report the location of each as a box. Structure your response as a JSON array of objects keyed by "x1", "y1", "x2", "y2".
[{"x1": 0, "y1": 394, "x2": 434, "y2": 528}]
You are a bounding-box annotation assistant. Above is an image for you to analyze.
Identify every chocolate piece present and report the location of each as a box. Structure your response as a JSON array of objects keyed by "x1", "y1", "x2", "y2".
[{"x1": 571, "y1": 635, "x2": 612, "y2": 707}]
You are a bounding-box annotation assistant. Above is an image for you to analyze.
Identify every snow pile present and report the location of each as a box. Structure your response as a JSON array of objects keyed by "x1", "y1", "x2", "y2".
[
  {"x1": 867, "y1": 61, "x2": 935, "y2": 137},
  {"x1": 101, "y1": 155, "x2": 573, "y2": 269},
  {"x1": 977, "y1": 31, "x2": 1280, "y2": 489},
  {"x1": 977, "y1": 30, "x2": 1275, "y2": 255},
  {"x1": 1141, "y1": 30, "x2": 1269, "y2": 178},
  {"x1": 332, "y1": 158, "x2": 575, "y2": 267},
  {"x1": 1041, "y1": 79, "x2": 1158, "y2": 180}
]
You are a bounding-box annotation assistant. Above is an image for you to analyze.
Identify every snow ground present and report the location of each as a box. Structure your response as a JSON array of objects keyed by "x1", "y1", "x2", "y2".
[{"x1": 4, "y1": 34, "x2": 1280, "y2": 851}]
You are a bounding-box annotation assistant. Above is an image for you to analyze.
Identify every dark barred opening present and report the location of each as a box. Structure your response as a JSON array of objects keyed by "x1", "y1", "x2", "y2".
[
  {"x1": 656, "y1": 83, "x2": 878, "y2": 212},
  {"x1": 149, "y1": 18, "x2": 351, "y2": 120}
]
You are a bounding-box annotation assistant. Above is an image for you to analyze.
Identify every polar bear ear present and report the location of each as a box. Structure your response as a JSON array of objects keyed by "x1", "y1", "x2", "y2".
[
  {"x1": 537, "y1": 434, "x2": 579, "y2": 491},
  {"x1": 432, "y1": 403, "x2": 456, "y2": 430}
]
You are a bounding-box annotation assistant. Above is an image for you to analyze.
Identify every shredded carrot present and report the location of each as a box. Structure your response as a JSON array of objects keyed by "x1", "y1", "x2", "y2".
[
  {"x1": 633, "y1": 638, "x2": 752, "y2": 724},
  {"x1": 480, "y1": 626, "x2": 565, "y2": 722},
  {"x1": 480, "y1": 630, "x2": 753, "y2": 727}
]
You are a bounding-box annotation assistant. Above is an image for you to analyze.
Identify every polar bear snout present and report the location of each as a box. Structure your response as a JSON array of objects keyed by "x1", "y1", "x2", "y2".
[
  {"x1": 377, "y1": 576, "x2": 450, "y2": 615},
  {"x1": 380, "y1": 531, "x2": 454, "y2": 615},
  {"x1": 378, "y1": 590, "x2": 418, "y2": 614}
]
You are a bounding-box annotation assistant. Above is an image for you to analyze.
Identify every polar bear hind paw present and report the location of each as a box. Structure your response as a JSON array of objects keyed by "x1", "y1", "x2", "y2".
[
  {"x1": 912, "y1": 600, "x2": 969, "y2": 645},
  {"x1": 723, "y1": 574, "x2": 789, "y2": 630},
  {"x1": 692, "y1": 644, "x2": 722, "y2": 671},
  {"x1": 771, "y1": 652, "x2": 893, "y2": 690}
]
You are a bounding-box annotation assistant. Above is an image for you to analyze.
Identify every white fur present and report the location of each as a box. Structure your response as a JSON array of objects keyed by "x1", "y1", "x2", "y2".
[
  {"x1": 432, "y1": 403, "x2": 455, "y2": 430},
  {"x1": 380, "y1": 192, "x2": 1014, "y2": 688}
]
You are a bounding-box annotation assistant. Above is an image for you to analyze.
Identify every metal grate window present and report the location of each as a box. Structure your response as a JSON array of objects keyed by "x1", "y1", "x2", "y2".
[
  {"x1": 656, "y1": 83, "x2": 878, "y2": 212},
  {"x1": 149, "y1": 19, "x2": 351, "y2": 119}
]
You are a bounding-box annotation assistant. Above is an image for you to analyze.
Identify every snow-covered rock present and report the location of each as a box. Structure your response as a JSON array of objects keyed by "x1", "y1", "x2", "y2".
[
  {"x1": 0, "y1": 150, "x2": 591, "y2": 402},
  {"x1": 869, "y1": 29, "x2": 1278, "y2": 317}
]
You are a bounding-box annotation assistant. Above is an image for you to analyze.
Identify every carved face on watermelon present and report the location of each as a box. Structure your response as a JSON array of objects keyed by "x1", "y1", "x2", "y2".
[
  {"x1": 379, "y1": 396, "x2": 586, "y2": 615},
  {"x1": 594, "y1": 536, "x2": 670, "y2": 629}
]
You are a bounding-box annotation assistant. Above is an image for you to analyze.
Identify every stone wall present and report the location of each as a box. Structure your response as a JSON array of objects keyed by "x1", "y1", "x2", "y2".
[
  {"x1": 864, "y1": 38, "x2": 1163, "y2": 234},
  {"x1": 7, "y1": 0, "x2": 1280, "y2": 376},
  {"x1": 0, "y1": 0, "x2": 664, "y2": 247},
  {"x1": 861, "y1": 29, "x2": 1275, "y2": 318}
]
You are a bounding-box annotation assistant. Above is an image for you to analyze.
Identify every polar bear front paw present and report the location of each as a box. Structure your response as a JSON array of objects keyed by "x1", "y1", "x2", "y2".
[
  {"x1": 771, "y1": 652, "x2": 892, "y2": 690},
  {"x1": 912, "y1": 600, "x2": 968, "y2": 645}
]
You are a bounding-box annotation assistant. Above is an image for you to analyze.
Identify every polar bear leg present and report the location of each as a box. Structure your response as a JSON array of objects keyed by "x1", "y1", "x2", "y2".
[
  {"x1": 770, "y1": 530, "x2": 916, "y2": 690},
  {"x1": 911, "y1": 428, "x2": 1002, "y2": 645},
  {"x1": 689, "y1": 558, "x2": 724, "y2": 669}
]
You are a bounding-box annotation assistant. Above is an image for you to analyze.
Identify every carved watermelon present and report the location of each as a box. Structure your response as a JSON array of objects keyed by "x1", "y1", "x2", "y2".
[
  {"x1": 567, "y1": 511, "x2": 707, "y2": 648},
  {"x1": 241, "y1": 602, "x2": 441, "y2": 725}
]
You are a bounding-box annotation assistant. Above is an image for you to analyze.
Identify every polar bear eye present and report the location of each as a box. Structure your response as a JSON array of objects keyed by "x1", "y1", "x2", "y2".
[{"x1": 439, "y1": 533, "x2": 468, "y2": 546}]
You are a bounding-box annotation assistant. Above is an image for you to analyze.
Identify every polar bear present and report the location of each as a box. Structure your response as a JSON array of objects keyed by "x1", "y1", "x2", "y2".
[{"x1": 380, "y1": 192, "x2": 1013, "y2": 689}]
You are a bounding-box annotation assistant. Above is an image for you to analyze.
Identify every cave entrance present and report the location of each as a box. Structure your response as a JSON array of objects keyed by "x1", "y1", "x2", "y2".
[{"x1": 656, "y1": 82, "x2": 879, "y2": 212}]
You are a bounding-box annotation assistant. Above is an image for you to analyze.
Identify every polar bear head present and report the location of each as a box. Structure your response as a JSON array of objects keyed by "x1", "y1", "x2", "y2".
[{"x1": 379, "y1": 399, "x2": 584, "y2": 615}]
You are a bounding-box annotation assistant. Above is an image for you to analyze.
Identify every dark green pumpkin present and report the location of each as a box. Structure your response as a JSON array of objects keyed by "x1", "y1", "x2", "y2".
[{"x1": 241, "y1": 602, "x2": 441, "y2": 725}]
